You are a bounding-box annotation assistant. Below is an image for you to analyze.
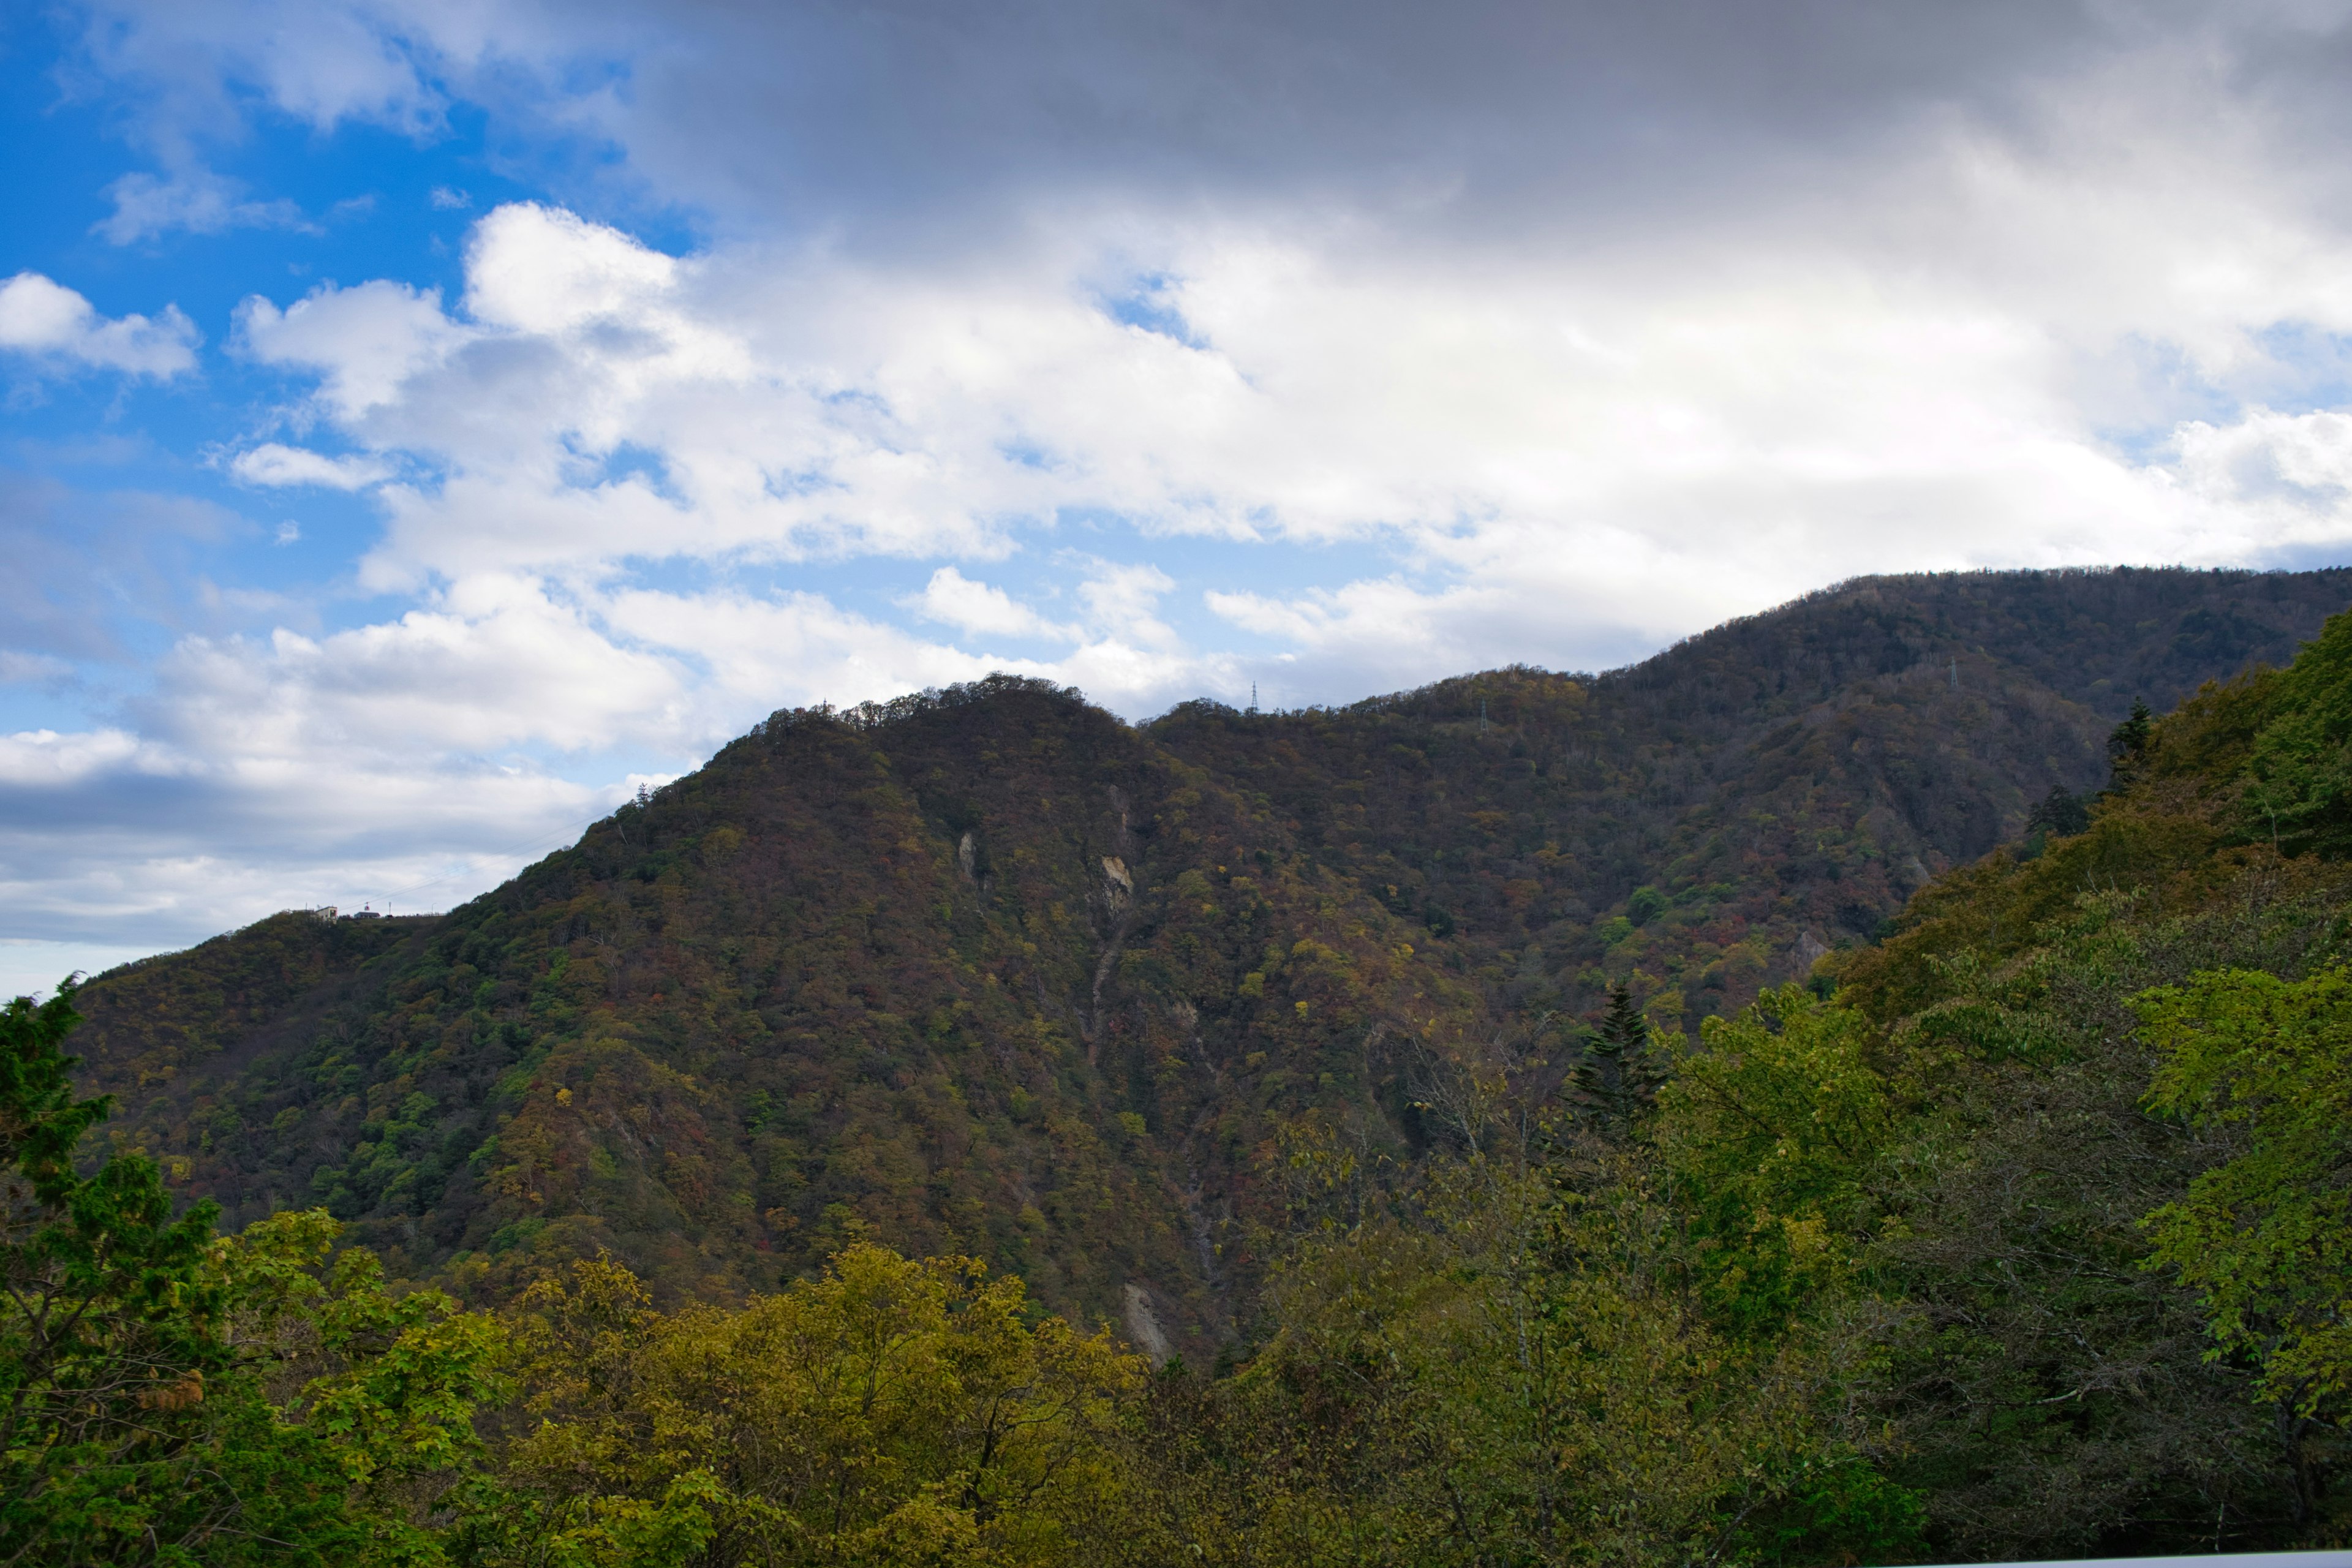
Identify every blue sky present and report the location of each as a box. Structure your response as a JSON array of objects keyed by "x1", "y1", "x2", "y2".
[{"x1": 10, "y1": 0, "x2": 2352, "y2": 995}]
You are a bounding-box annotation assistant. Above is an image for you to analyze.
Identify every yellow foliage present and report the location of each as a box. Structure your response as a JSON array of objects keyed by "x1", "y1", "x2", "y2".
[{"x1": 487, "y1": 1242, "x2": 1145, "y2": 1567}]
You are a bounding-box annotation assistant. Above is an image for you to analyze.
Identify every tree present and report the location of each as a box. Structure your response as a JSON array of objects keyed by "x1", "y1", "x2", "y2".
[
  {"x1": 477, "y1": 1243, "x2": 1144, "y2": 1567},
  {"x1": 1569, "y1": 982, "x2": 1665, "y2": 1134},
  {"x1": 2239, "y1": 608, "x2": 2352, "y2": 858},
  {"x1": 2025, "y1": 785, "x2": 2090, "y2": 840},
  {"x1": 2108, "y1": 698, "x2": 2156, "y2": 787},
  {"x1": 2139, "y1": 966, "x2": 2352, "y2": 1531},
  {"x1": 1653, "y1": 987, "x2": 1894, "y2": 1334},
  {"x1": 0, "y1": 984, "x2": 247, "y2": 1562},
  {"x1": 0, "y1": 985, "x2": 501, "y2": 1566}
]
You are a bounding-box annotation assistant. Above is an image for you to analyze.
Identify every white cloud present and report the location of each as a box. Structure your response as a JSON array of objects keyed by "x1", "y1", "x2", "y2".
[
  {"x1": 148, "y1": 576, "x2": 685, "y2": 759},
  {"x1": 65, "y1": 0, "x2": 556, "y2": 143},
  {"x1": 0, "y1": 587, "x2": 658, "y2": 944},
  {"x1": 0, "y1": 740, "x2": 619, "y2": 944},
  {"x1": 238, "y1": 279, "x2": 473, "y2": 417},
  {"x1": 230, "y1": 443, "x2": 394, "y2": 489},
  {"x1": 1077, "y1": 562, "x2": 1180, "y2": 650},
  {"x1": 907, "y1": 567, "x2": 1074, "y2": 641},
  {"x1": 0, "y1": 728, "x2": 164, "y2": 787},
  {"x1": 598, "y1": 584, "x2": 1224, "y2": 719},
  {"x1": 96, "y1": 168, "x2": 312, "y2": 245},
  {"x1": 181, "y1": 181, "x2": 2352, "y2": 737},
  {"x1": 0, "y1": 273, "x2": 198, "y2": 377},
  {"x1": 464, "y1": 202, "x2": 687, "y2": 336},
  {"x1": 249, "y1": 198, "x2": 2295, "y2": 619},
  {"x1": 2169, "y1": 407, "x2": 2352, "y2": 545}
]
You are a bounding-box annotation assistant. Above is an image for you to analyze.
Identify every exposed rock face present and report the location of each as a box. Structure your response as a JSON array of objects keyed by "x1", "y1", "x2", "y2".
[{"x1": 1121, "y1": 1282, "x2": 1173, "y2": 1362}]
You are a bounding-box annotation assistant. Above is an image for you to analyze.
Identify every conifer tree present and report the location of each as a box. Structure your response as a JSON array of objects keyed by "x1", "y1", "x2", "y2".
[
  {"x1": 1571, "y1": 982, "x2": 1665, "y2": 1133},
  {"x1": 0, "y1": 986, "x2": 502, "y2": 1565},
  {"x1": 2106, "y1": 698, "x2": 2155, "y2": 788},
  {"x1": 0, "y1": 983, "x2": 245, "y2": 1561},
  {"x1": 2025, "y1": 784, "x2": 2090, "y2": 840}
]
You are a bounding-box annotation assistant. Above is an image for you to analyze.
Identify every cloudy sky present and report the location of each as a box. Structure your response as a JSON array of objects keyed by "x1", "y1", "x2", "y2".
[{"x1": 9, "y1": 0, "x2": 2352, "y2": 992}]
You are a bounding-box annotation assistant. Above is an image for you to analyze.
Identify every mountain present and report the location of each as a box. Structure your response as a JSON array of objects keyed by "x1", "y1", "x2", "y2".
[{"x1": 61, "y1": 565, "x2": 2352, "y2": 1349}]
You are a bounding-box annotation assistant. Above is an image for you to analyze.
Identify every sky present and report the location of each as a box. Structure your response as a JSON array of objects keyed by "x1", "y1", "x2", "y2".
[{"x1": 10, "y1": 0, "x2": 2352, "y2": 995}]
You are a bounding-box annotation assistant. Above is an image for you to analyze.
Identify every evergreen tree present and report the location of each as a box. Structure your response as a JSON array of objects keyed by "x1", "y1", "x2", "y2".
[
  {"x1": 0, "y1": 983, "x2": 251, "y2": 1561},
  {"x1": 2024, "y1": 784, "x2": 2090, "y2": 840},
  {"x1": 2106, "y1": 698, "x2": 2154, "y2": 788},
  {"x1": 0, "y1": 986, "x2": 501, "y2": 1565},
  {"x1": 1570, "y1": 982, "x2": 1665, "y2": 1133}
]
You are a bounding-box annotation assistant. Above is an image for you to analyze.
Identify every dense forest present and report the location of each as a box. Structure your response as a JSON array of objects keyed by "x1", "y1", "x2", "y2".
[
  {"x1": 9, "y1": 565, "x2": 2352, "y2": 1562},
  {"x1": 52, "y1": 566, "x2": 2352, "y2": 1346}
]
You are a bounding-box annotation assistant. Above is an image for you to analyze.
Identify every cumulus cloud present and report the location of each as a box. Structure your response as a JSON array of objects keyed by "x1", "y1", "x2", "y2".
[
  {"x1": 235, "y1": 197, "x2": 2299, "y2": 628},
  {"x1": 238, "y1": 279, "x2": 473, "y2": 417},
  {"x1": 1077, "y1": 563, "x2": 1180, "y2": 650},
  {"x1": 145, "y1": 576, "x2": 684, "y2": 758},
  {"x1": 70, "y1": 0, "x2": 469, "y2": 137},
  {"x1": 0, "y1": 582, "x2": 658, "y2": 945},
  {"x1": 164, "y1": 174, "x2": 2352, "y2": 742},
  {"x1": 908, "y1": 567, "x2": 1075, "y2": 641},
  {"x1": 0, "y1": 733, "x2": 617, "y2": 945},
  {"x1": 599, "y1": 583, "x2": 1229, "y2": 719},
  {"x1": 464, "y1": 203, "x2": 692, "y2": 336},
  {"x1": 2169, "y1": 407, "x2": 2352, "y2": 548},
  {"x1": 0, "y1": 273, "x2": 198, "y2": 377}
]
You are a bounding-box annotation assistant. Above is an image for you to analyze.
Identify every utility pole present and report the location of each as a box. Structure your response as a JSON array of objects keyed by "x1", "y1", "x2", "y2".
[{"x1": 1948, "y1": 657, "x2": 1958, "y2": 691}]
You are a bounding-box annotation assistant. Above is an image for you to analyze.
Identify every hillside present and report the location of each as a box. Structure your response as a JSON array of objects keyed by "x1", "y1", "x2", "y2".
[
  {"x1": 21, "y1": 571, "x2": 2352, "y2": 1564},
  {"x1": 61, "y1": 565, "x2": 2352, "y2": 1348}
]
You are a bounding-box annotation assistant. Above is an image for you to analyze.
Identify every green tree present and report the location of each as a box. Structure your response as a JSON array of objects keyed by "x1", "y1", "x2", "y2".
[
  {"x1": 0, "y1": 985, "x2": 502, "y2": 1566},
  {"x1": 1654, "y1": 987, "x2": 1896, "y2": 1334},
  {"x1": 2139, "y1": 965, "x2": 2352, "y2": 1530},
  {"x1": 0, "y1": 984, "x2": 251, "y2": 1561},
  {"x1": 2242, "y1": 608, "x2": 2352, "y2": 857}
]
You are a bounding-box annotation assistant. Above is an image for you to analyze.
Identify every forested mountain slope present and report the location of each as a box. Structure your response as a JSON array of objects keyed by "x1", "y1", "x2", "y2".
[
  {"x1": 1153, "y1": 565, "x2": 2352, "y2": 1028},
  {"x1": 62, "y1": 566, "x2": 2352, "y2": 1348},
  {"x1": 21, "y1": 573, "x2": 2352, "y2": 1565}
]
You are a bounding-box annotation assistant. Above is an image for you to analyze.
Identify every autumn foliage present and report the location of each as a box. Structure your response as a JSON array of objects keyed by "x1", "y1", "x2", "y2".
[{"x1": 13, "y1": 566, "x2": 2352, "y2": 1561}]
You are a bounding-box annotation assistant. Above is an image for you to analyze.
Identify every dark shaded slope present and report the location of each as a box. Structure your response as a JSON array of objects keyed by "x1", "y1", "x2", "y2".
[
  {"x1": 61, "y1": 565, "x2": 2352, "y2": 1344},
  {"x1": 73, "y1": 912, "x2": 430, "y2": 1191},
  {"x1": 1150, "y1": 566, "x2": 2352, "y2": 1033}
]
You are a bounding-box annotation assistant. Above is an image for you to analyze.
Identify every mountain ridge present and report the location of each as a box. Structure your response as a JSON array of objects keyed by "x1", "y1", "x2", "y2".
[{"x1": 61, "y1": 564, "x2": 2352, "y2": 1350}]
